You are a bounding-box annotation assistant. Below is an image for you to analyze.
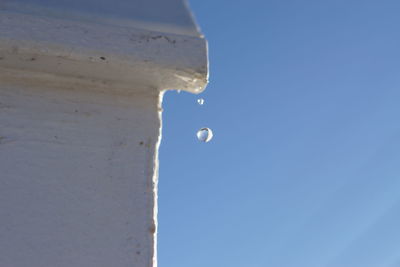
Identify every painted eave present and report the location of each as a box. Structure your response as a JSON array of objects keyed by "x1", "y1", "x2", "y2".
[{"x1": 0, "y1": 10, "x2": 208, "y2": 94}]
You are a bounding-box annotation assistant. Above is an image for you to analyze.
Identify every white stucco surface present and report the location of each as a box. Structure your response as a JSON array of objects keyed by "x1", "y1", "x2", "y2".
[
  {"x1": 0, "y1": 10, "x2": 208, "y2": 94},
  {"x1": 0, "y1": 82, "x2": 161, "y2": 267},
  {"x1": 0, "y1": 0, "x2": 208, "y2": 266}
]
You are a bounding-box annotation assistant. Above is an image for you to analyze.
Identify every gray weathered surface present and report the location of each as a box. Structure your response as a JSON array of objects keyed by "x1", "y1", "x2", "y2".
[
  {"x1": 0, "y1": 0, "x2": 208, "y2": 94},
  {"x1": 0, "y1": 82, "x2": 161, "y2": 267},
  {"x1": 0, "y1": 0, "x2": 208, "y2": 266}
]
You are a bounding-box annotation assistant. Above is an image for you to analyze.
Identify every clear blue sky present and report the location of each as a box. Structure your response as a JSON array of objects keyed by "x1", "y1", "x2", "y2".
[{"x1": 159, "y1": 1, "x2": 400, "y2": 266}]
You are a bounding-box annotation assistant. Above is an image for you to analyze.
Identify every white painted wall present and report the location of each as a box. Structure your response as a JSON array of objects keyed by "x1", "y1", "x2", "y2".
[
  {"x1": 0, "y1": 1, "x2": 208, "y2": 266},
  {"x1": 0, "y1": 81, "x2": 161, "y2": 267}
]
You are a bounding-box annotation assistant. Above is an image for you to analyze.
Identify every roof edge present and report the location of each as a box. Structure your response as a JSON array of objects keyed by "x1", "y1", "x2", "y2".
[{"x1": 0, "y1": 10, "x2": 208, "y2": 94}]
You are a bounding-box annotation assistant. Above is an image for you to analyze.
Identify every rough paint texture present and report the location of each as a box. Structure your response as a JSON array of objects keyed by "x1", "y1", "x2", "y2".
[
  {"x1": 0, "y1": 8, "x2": 208, "y2": 94},
  {"x1": 0, "y1": 1, "x2": 208, "y2": 266},
  {"x1": 0, "y1": 83, "x2": 161, "y2": 267}
]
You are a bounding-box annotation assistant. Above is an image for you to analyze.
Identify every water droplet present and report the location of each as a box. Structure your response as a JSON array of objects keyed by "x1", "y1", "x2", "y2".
[
  {"x1": 177, "y1": 90, "x2": 181, "y2": 94},
  {"x1": 197, "y1": 98, "x2": 204, "y2": 105},
  {"x1": 196, "y1": 127, "x2": 213, "y2": 142}
]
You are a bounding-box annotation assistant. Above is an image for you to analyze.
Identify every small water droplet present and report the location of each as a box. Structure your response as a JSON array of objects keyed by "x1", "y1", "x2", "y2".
[
  {"x1": 197, "y1": 98, "x2": 204, "y2": 105},
  {"x1": 196, "y1": 127, "x2": 213, "y2": 142},
  {"x1": 177, "y1": 90, "x2": 181, "y2": 94}
]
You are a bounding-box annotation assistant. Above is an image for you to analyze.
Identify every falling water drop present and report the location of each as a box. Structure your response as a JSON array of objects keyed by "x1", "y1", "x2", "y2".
[
  {"x1": 197, "y1": 98, "x2": 204, "y2": 105},
  {"x1": 196, "y1": 127, "x2": 213, "y2": 142},
  {"x1": 177, "y1": 90, "x2": 181, "y2": 94}
]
